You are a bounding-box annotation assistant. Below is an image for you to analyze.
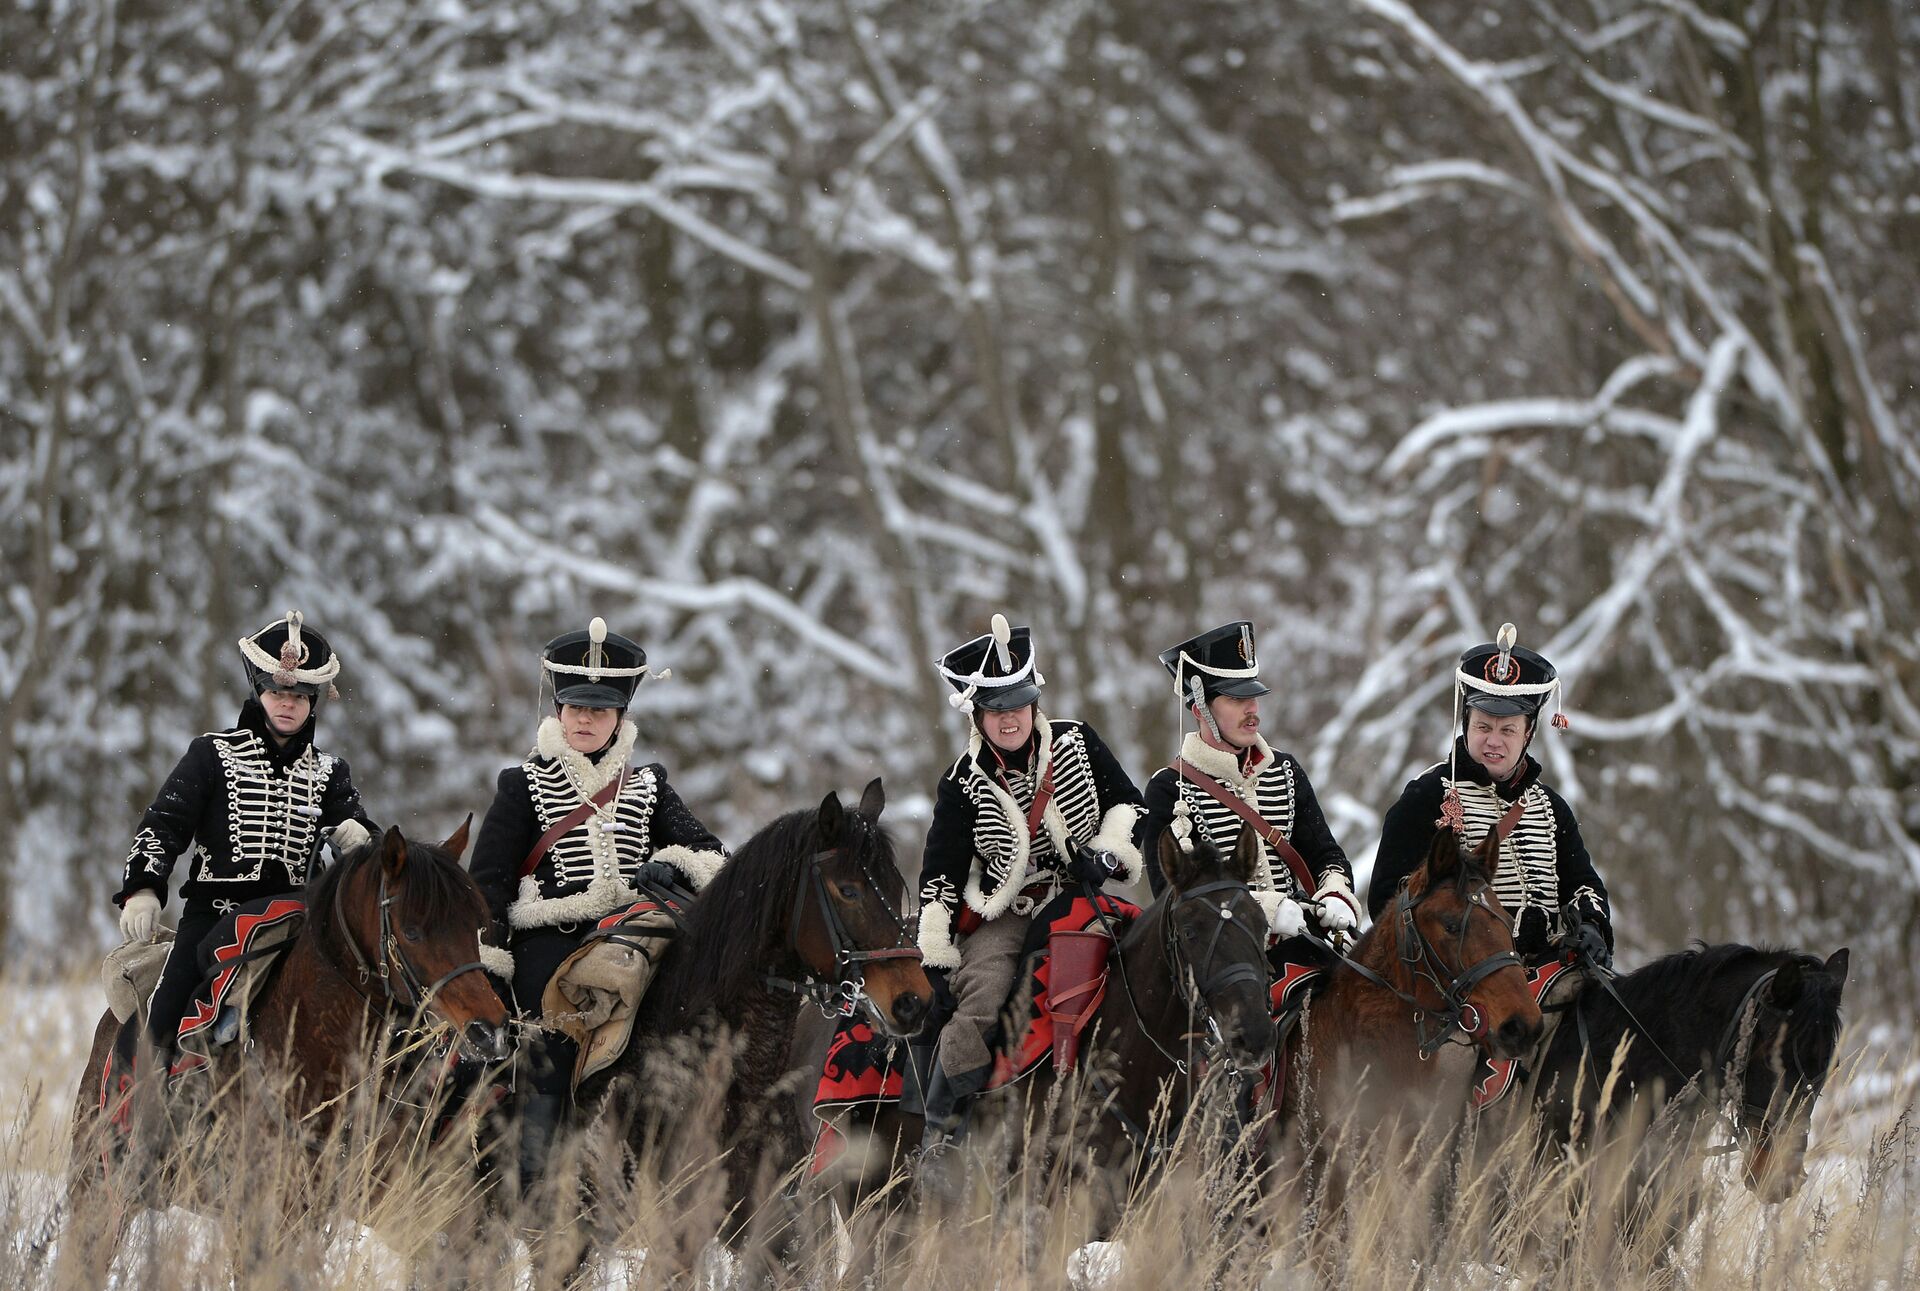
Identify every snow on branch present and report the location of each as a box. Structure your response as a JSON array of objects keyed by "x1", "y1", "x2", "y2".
[
  {"x1": 468, "y1": 506, "x2": 909, "y2": 691},
  {"x1": 324, "y1": 131, "x2": 809, "y2": 292},
  {"x1": 1382, "y1": 353, "x2": 1682, "y2": 475}
]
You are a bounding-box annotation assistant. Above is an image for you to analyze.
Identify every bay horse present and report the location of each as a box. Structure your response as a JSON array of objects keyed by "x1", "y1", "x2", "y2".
[
  {"x1": 1281, "y1": 824, "x2": 1540, "y2": 1235},
  {"x1": 65, "y1": 823, "x2": 510, "y2": 1278},
  {"x1": 825, "y1": 825, "x2": 1276, "y2": 1232},
  {"x1": 1519, "y1": 942, "x2": 1848, "y2": 1252},
  {"x1": 563, "y1": 779, "x2": 932, "y2": 1270}
]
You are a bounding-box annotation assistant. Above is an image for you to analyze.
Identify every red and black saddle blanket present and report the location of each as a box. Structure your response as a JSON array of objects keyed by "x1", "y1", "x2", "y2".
[
  {"x1": 811, "y1": 892, "x2": 1141, "y2": 1120},
  {"x1": 1471, "y1": 959, "x2": 1576, "y2": 1111},
  {"x1": 97, "y1": 896, "x2": 308, "y2": 1155},
  {"x1": 172, "y1": 897, "x2": 308, "y2": 1076}
]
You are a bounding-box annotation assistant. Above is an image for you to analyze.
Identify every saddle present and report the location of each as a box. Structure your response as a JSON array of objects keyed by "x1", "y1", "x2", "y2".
[
  {"x1": 539, "y1": 896, "x2": 682, "y2": 1090},
  {"x1": 102, "y1": 927, "x2": 175, "y2": 1023},
  {"x1": 810, "y1": 890, "x2": 1140, "y2": 1173},
  {"x1": 1471, "y1": 958, "x2": 1586, "y2": 1111}
]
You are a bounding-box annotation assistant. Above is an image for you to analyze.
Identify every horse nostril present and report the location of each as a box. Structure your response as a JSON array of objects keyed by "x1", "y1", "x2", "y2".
[
  {"x1": 892, "y1": 992, "x2": 925, "y2": 1026},
  {"x1": 467, "y1": 1021, "x2": 511, "y2": 1061}
]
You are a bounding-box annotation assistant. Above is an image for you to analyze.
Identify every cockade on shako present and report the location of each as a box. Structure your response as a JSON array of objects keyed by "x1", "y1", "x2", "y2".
[{"x1": 466, "y1": 617, "x2": 729, "y2": 1196}]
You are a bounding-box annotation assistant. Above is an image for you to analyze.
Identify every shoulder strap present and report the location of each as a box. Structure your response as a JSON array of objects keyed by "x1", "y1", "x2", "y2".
[
  {"x1": 1026, "y1": 761, "x2": 1056, "y2": 838},
  {"x1": 519, "y1": 767, "x2": 630, "y2": 880},
  {"x1": 1171, "y1": 758, "x2": 1314, "y2": 891}
]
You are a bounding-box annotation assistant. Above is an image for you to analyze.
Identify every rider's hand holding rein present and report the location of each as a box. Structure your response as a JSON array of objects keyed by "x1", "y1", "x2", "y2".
[{"x1": 1313, "y1": 874, "x2": 1361, "y2": 933}]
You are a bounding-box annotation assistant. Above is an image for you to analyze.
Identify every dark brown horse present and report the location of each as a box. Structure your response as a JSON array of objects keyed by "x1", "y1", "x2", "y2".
[
  {"x1": 569, "y1": 779, "x2": 932, "y2": 1265},
  {"x1": 824, "y1": 825, "x2": 1277, "y2": 1230},
  {"x1": 1515, "y1": 941, "x2": 1848, "y2": 1255},
  {"x1": 65, "y1": 825, "x2": 509, "y2": 1274},
  {"x1": 1282, "y1": 825, "x2": 1540, "y2": 1228}
]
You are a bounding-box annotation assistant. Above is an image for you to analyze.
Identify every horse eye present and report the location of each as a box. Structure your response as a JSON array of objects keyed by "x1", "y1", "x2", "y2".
[
  {"x1": 1440, "y1": 915, "x2": 1463, "y2": 934},
  {"x1": 836, "y1": 883, "x2": 860, "y2": 901},
  {"x1": 404, "y1": 925, "x2": 423, "y2": 941}
]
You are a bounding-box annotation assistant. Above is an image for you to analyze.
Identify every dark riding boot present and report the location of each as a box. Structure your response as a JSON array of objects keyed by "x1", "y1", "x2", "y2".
[
  {"x1": 516, "y1": 1093, "x2": 567, "y2": 1203},
  {"x1": 915, "y1": 1064, "x2": 989, "y2": 1203}
]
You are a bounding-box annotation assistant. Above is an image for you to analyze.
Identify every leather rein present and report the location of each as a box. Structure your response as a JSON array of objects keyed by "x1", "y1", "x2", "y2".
[
  {"x1": 1324, "y1": 875, "x2": 1522, "y2": 1059},
  {"x1": 327, "y1": 856, "x2": 490, "y2": 1026},
  {"x1": 1091, "y1": 875, "x2": 1270, "y2": 1077},
  {"x1": 764, "y1": 843, "x2": 922, "y2": 1022}
]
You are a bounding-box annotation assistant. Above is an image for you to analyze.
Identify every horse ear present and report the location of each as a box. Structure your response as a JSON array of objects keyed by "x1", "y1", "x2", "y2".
[
  {"x1": 380, "y1": 825, "x2": 408, "y2": 880},
  {"x1": 1469, "y1": 828, "x2": 1500, "y2": 880},
  {"x1": 857, "y1": 777, "x2": 885, "y2": 822},
  {"x1": 1769, "y1": 959, "x2": 1805, "y2": 1010},
  {"x1": 1823, "y1": 948, "x2": 1850, "y2": 993},
  {"x1": 1159, "y1": 828, "x2": 1196, "y2": 893},
  {"x1": 817, "y1": 790, "x2": 846, "y2": 847},
  {"x1": 1230, "y1": 823, "x2": 1261, "y2": 885},
  {"x1": 1425, "y1": 826, "x2": 1461, "y2": 885},
  {"x1": 442, "y1": 814, "x2": 473, "y2": 862}
]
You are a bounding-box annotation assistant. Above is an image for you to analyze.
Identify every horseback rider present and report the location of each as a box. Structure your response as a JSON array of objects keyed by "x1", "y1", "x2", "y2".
[
  {"x1": 116, "y1": 611, "x2": 377, "y2": 1059},
  {"x1": 1367, "y1": 624, "x2": 1612, "y2": 971},
  {"x1": 914, "y1": 614, "x2": 1144, "y2": 1160},
  {"x1": 467, "y1": 618, "x2": 728, "y2": 1190},
  {"x1": 1138, "y1": 622, "x2": 1360, "y2": 958}
]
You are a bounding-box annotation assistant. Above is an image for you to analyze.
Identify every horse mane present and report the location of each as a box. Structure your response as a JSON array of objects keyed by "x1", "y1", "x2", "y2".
[
  {"x1": 1611, "y1": 941, "x2": 1828, "y2": 1003},
  {"x1": 306, "y1": 837, "x2": 486, "y2": 933},
  {"x1": 1580, "y1": 941, "x2": 1845, "y2": 1079},
  {"x1": 648, "y1": 807, "x2": 902, "y2": 1025}
]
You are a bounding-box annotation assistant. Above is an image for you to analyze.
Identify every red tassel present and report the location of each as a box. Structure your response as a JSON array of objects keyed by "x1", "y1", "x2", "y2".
[{"x1": 1551, "y1": 712, "x2": 1570, "y2": 730}]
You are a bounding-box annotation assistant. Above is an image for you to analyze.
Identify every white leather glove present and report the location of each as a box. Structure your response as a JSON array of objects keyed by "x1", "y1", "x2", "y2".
[
  {"x1": 119, "y1": 891, "x2": 162, "y2": 943},
  {"x1": 1313, "y1": 875, "x2": 1361, "y2": 933},
  {"x1": 330, "y1": 819, "x2": 371, "y2": 855},
  {"x1": 1268, "y1": 895, "x2": 1307, "y2": 940}
]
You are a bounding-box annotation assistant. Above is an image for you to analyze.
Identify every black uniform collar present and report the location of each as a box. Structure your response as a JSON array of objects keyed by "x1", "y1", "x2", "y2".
[
  {"x1": 1451, "y1": 736, "x2": 1540, "y2": 800},
  {"x1": 238, "y1": 699, "x2": 316, "y2": 769}
]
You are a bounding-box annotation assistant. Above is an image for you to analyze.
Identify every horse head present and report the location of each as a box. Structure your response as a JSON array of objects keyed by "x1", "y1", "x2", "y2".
[
  {"x1": 1396, "y1": 825, "x2": 1540, "y2": 1060},
  {"x1": 329, "y1": 823, "x2": 510, "y2": 1062},
  {"x1": 791, "y1": 778, "x2": 934, "y2": 1039},
  {"x1": 1737, "y1": 947, "x2": 1848, "y2": 1202},
  {"x1": 1152, "y1": 824, "x2": 1276, "y2": 1073}
]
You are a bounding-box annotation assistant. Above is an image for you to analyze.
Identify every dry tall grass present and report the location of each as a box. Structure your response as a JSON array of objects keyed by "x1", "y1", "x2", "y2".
[{"x1": 2, "y1": 974, "x2": 1913, "y2": 1290}]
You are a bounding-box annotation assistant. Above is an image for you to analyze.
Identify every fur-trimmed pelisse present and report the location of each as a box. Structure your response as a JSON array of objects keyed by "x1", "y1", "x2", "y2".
[{"x1": 505, "y1": 717, "x2": 727, "y2": 930}]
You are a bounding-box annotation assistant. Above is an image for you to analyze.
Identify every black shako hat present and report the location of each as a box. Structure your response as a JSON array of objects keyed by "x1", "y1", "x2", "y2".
[
  {"x1": 937, "y1": 613, "x2": 1042, "y2": 713},
  {"x1": 542, "y1": 617, "x2": 654, "y2": 710},
  {"x1": 1456, "y1": 624, "x2": 1559, "y2": 719},
  {"x1": 1158, "y1": 621, "x2": 1270, "y2": 703},
  {"x1": 238, "y1": 610, "x2": 341, "y2": 703}
]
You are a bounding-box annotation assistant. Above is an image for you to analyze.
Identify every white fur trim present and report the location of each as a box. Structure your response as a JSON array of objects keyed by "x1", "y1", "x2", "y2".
[
  {"x1": 916, "y1": 902, "x2": 963, "y2": 970},
  {"x1": 1177, "y1": 730, "x2": 1275, "y2": 793},
  {"x1": 1090, "y1": 803, "x2": 1144, "y2": 885},
  {"x1": 960, "y1": 716, "x2": 1057, "y2": 919},
  {"x1": 534, "y1": 717, "x2": 639, "y2": 800},
  {"x1": 509, "y1": 870, "x2": 645, "y2": 929},
  {"x1": 479, "y1": 944, "x2": 515, "y2": 977},
  {"x1": 652, "y1": 844, "x2": 727, "y2": 892}
]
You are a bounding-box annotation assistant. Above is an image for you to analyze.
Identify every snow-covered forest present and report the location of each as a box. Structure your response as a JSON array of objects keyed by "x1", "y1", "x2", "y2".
[{"x1": 4, "y1": 0, "x2": 1916, "y2": 989}]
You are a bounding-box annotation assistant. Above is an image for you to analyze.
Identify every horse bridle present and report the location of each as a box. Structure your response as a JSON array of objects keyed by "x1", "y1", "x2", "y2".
[
  {"x1": 329, "y1": 860, "x2": 489, "y2": 1025},
  {"x1": 1097, "y1": 877, "x2": 1270, "y2": 1076},
  {"x1": 1332, "y1": 876, "x2": 1522, "y2": 1058},
  {"x1": 765, "y1": 844, "x2": 922, "y2": 1022}
]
